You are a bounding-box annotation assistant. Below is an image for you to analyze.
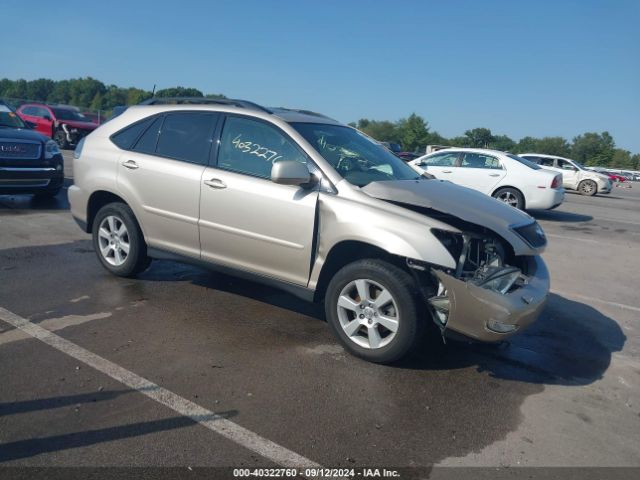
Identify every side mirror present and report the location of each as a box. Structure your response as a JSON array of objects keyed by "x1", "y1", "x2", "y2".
[
  {"x1": 271, "y1": 160, "x2": 311, "y2": 186},
  {"x1": 43, "y1": 115, "x2": 52, "y2": 122}
]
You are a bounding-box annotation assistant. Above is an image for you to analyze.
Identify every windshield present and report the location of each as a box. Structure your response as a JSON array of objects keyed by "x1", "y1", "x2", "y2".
[
  {"x1": 53, "y1": 108, "x2": 88, "y2": 122},
  {"x1": 291, "y1": 123, "x2": 421, "y2": 187},
  {"x1": 573, "y1": 160, "x2": 586, "y2": 170},
  {"x1": 507, "y1": 153, "x2": 541, "y2": 170},
  {"x1": 0, "y1": 105, "x2": 26, "y2": 128}
]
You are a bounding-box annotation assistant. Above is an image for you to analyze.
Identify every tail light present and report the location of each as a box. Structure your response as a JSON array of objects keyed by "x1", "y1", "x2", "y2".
[{"x1": 551, "y1": 175, "x2": 561, "y2": 189}]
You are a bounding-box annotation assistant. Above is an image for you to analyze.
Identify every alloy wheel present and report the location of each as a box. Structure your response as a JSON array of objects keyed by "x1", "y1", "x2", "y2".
[
  {"x1": 497, "y1": 191, "x2": 519, "y2": 207},
  {"x1": 97, "y1": 215, "x2": 130, "y2": 266},
  {"x1": 336, "y1": 279, "x2": 399, "y2": 349}
]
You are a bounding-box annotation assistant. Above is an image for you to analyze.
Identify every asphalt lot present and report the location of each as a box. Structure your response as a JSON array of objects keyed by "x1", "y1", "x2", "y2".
[{"x1": 1, "y1": 151, "x2": 639, "y2": 474}]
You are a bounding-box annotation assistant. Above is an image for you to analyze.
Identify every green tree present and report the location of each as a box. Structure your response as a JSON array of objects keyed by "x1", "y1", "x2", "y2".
[
  {"x1": 396, "y1": 113, "x2": 430, "y2": 151},
  {"x1": 354, "y1": 118, "x2": 399, "y2": 143},
  {"x1": 571, "y1": 132, "x2": 615, "y2": 166},
  {"x1": 610, "y1": 149, "x2": 633, "y2": 169},
  {"x1": 155, "y1": 86, "x2": 203, "y2": 98},
  {"x1": 490, "y1": 135, "x2": 516, "y2": 152},
  {"x1": 464, "y1": 128, "x2": 494, "y2": 148}
]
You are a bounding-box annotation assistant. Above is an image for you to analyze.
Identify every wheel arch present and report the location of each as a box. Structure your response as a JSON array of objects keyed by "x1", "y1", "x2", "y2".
[
  {"x1": 86, "y1": 190, "x2": 131, "y2": 233},
  {"x1": 312, "y1": 240, "x2": 408, "y2": 302}
]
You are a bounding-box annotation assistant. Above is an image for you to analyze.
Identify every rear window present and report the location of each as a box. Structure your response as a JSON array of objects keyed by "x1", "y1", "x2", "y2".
[
  {"x1": 507, "y1": 154, "x2": 541, "y2": 170},
  {"x1": 111, "y1": 116, "x2": 157, "y2": 149}
]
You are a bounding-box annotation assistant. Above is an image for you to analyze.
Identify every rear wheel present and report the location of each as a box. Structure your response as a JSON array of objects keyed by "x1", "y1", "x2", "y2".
[
  {"x1": 92, "y1": 203, "x2": 151, "y2": 277},
  {"x1": 324, "y1": 259, "x2": 424, "y2": 364},
  {"x1": 578, "y1": 179, "x2": 597, "y2": 196},
  {"x1": 493, "y1": 187, "x2": 524, "y2": 209}
]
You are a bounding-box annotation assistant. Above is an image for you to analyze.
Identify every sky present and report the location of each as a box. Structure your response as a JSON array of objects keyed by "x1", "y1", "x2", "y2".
[{"x1": 2, "y1": 0, "x2": 639, "y2": 152}]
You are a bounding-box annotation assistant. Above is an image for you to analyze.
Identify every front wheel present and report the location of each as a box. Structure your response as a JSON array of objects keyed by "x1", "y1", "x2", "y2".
[
  {"x1": 92, "y1": 202, "x2": 151, "y2": 277},
  {"x1": 53, "y1": 129, "x2": 69, "y2": 149},
  {"x1": 578, "y1": 180, "x2": 597, "y2": 196},
  {"x1": 493, "y1": 187, "x2": 524, "y2": 209},
  {"x1": 324, "y1": 259, "x2": 424, "y2": 364}
]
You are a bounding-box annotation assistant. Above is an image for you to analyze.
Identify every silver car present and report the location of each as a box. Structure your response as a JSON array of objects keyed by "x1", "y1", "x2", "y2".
[{"x1": 69, "y1": 100, "x2": 550, "y2": 363}]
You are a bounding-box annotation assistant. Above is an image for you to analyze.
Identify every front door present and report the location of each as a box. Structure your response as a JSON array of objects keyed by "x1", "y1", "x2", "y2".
[
  {"x1": 199, "y1": 115, "x2": 318, "y2": 285},
  {"x1": 556, "y1": 159, "x2": 580, "y2": 189}
]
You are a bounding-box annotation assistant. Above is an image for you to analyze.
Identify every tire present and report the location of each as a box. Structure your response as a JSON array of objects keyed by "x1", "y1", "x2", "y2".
[
  {"x1": 493, "y1": 187, "x2": 524, "y2": 210},
  {"x1": 92, "y1": 202, "x2": 151, "y2": 277},
  {"x1": 578, "y1": 179, "x2": 597, "y2": 196},
  {"x1": 53, "y1": 129, "x2": 69, "y2": 149},
  {"x1": 324, "y1": 259, "x2": 424, "y2": 364}
]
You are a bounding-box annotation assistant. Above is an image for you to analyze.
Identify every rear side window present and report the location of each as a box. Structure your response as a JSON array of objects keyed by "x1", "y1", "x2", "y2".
[
  {"x1": 132, "y1": 116, "x2": 164, "y2": 154},
  {"x1": 461, "y1": 153, "x2": 501, "y2": 169},
  {"x1": 155, "y1": 112, "x2": 218, "y2": 165},
  {"x1": 111, "y1": 116, "x2": 157, "y2": 150}
]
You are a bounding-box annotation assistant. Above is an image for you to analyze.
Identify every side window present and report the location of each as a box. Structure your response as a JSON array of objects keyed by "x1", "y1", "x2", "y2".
[
  {"x1": 461, "y1": 153, "x2": 502, "y2": 169},
  {"x1": 111, "y1": 116, "x2": 157, "y2": 150},
  {"x1": 217, "y1": 116, "x2": 307, "y2": 179},
  {"x1": 155, "y1": 112, "x2": 218, "y2": 165},
  {"x1": 22, "y1": 106, "x2": 37, "y2": 116},
  {"x1": 538, "y1": 157, "x2": 554, "y2": 167},
  {"x1": 37, "y1": 107, "x2": 52, "y2": 118},
  {"x1": 422, "y1": 152, "x2": 458, "y2": 167},
  {"x1": 132, "y1": 116, "x2": 164, "y2": 154},
  {"x1": 558, "y1": 159, "x2": 575, "y2": 171}
]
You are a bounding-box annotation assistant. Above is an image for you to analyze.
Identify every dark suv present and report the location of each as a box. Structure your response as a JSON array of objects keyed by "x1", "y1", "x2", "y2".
[{"x1": 0, "y1": 102, "x2": 64, "y2": 197}]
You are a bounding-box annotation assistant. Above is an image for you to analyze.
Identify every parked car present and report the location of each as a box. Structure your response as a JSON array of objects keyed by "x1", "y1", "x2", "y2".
[
  {"x1": 519, "y1": 154, "x2": 612, "y2": 196},
  {"x1": 0, "y1": 101, "x2": 64, "y2": 197},
  {"x1": 603, "y1": 171, "x2": 626, "y2": 183},
  {"x1": 16, "y1": 103, "x2": 99, "y2": 149},
  {"x1": 408, "y1": 148, "x2": 564, "y2": 210},
  {"x1": 69, "y1": 100, "x2": 550, "y2": 364}
]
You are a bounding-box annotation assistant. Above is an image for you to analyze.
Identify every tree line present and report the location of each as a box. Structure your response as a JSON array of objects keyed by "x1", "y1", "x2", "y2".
[
  {"x1": 1, "y1": 77, "x2": 636, "y2": 169},
  {"x1": 350, "y1": 114, "x2": 639, "y2": 170}
]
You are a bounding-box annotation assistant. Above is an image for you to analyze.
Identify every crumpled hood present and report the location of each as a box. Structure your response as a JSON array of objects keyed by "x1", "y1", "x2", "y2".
[{"x1": 362, "y1": 179, "x2": 543, "y2": 255}]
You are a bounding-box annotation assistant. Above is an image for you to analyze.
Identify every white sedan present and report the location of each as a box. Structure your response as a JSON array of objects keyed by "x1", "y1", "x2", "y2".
[{"x1": 409, "y1": 148, "x2": 565, "y2": 210}]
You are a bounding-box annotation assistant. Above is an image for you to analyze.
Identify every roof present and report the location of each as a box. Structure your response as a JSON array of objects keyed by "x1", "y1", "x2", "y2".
[{"x1": 135, "y1": 97, "x2": 341, "y2": 125}]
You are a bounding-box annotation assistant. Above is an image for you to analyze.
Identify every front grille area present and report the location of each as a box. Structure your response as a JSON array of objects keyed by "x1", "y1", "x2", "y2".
[
  {"x1": 0, "y1": 178, "x2": 50, "y2": 187},
  {"x1": 0, "y1": 141, "x2": 41, "y2": 161}
]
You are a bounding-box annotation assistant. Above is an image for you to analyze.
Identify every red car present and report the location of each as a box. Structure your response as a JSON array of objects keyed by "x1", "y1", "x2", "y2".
[
  {"x1": 601, "y1": 171, "x2": 625, "y2": 183},
  {"x1": 16, "y1": 103, "x2": 98, "y2": 149}
]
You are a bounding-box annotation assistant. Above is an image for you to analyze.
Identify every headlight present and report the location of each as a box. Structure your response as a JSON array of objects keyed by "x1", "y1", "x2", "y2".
[
  {"x1": 44, "y1": 140, "x2": 60, "y2": 160},
  {"x1": 473, "y1": 266, "x2": 521, "y2": 294},
  {"x1": 512, "y1": 221, "x2": 546, "y2": 248}
]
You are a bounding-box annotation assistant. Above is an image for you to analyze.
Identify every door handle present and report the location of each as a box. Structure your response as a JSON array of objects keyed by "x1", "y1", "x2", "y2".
[
  {"x1": 442, "y1": 170, "x2": 452, "y2": 173},
  {"x1": 489, "y1": 173, "x2": 501, "y2": 177},
  {"x1": 204, "y1": 178, "x2": 227, "y2": 189},
  {"x1": 122, "y1": 160, "x2": 139, "y2": 170}
]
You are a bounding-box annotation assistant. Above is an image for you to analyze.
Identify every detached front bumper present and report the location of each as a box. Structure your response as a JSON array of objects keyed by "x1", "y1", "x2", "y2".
[{"x1": 432, "y1": 255, "x2": 549, "y2": 342}]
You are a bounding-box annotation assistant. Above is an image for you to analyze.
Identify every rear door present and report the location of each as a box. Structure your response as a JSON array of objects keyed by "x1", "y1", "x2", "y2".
[
  {"x1": 449, "y1": 152, "x2": 506, "y2": 194},
  {"x1": 115, "y1": 111, "x2": 220, "y2": 258}
]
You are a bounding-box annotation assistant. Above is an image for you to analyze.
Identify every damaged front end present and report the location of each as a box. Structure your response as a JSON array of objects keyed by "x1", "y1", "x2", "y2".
[{"x1": 413, "y1": 229, "x2": 549, "y2": 342}]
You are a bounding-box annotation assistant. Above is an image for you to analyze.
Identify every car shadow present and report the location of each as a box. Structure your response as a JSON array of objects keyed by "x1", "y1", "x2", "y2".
[
  {"x1": 530, "y1": 209, "x2": 593, "y2": 222},
  {"x1": 398, "y1": 293, "x2": 625, "y2": 386},
  {"x1": 140, "y1": 262, "x2": 624, "y2": 387},
  {"x1": 0, "y1": 188, "x2": 70, "y2": 212}
]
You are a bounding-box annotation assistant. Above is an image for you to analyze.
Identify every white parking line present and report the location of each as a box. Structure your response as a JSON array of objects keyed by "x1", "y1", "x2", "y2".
[
  {"x1": 0, "y1": 312, "x2": 110, "y2": 346},
  {"x1": 0, "y1": 306, "x2": 321, "y2": 469},
  {"x1": 551, "y1": 291, "x2": 640, "y2": 313}
]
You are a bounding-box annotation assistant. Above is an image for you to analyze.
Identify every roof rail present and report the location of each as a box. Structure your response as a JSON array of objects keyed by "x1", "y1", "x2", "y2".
[
  {"x1": 271, "y1": 107, "x2": 333, "y2": 120},
  {"x1": 138, "y1": 97, "x2": 272, "y2": 114}
]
